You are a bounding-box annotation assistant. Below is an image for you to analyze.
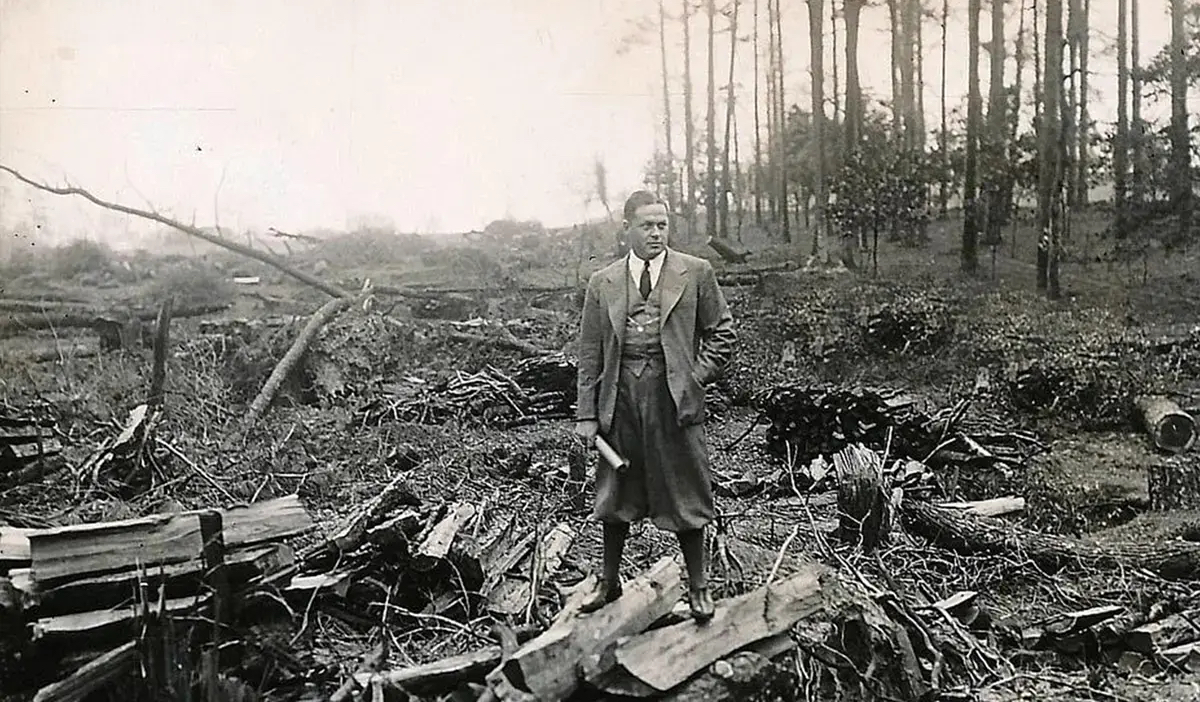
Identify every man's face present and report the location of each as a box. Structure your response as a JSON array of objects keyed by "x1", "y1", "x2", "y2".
[{"x1": 626, "y1": 203, "x2": 670, "y2": 259}]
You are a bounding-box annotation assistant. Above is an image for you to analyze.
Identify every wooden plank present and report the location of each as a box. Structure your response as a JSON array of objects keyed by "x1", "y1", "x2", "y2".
[
  {"x1": 611, "y1": 564, "x2": 831, "y2": 692},
  {"x1": 211, "y1": 494, "x2": 313, "y2": 547},
  {"x1": 29, "y1": 512, "x2": 206, "y2": 583},
  {"x1": 485, "y1": 556, "x2": 684, "y2": 702},
  {"x1": 32, "y1": 594, "x2": 208, "y2": 641},
  {"x1": 0, "y1": 527, "x2": 32, "y2": 566},
  {"x1": 942, "y1": 497, "x2": 1026, "y2": 517},
  {"x1": 32, "y1": 640, "x2": 138, "y2": 702}
]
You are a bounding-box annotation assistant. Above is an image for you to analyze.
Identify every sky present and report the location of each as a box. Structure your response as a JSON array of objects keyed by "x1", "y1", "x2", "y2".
[{"x1": 0, "y1": 0, "x2": 1183, "y2": 248}]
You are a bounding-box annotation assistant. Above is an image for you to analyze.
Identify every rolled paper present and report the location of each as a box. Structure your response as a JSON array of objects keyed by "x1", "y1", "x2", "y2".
[{"x1": 594, "y1": 435, "x2": 630, "y2": 471}]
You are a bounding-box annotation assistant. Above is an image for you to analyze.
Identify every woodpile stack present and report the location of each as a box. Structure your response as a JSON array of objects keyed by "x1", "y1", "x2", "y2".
[
  {"x1": 1004, "y1": 355, "x2": 1135, "y2": 428},
  {"x1": 0, "y1": 413, "x2": 62, "y2": 487},
  {"x1": 360, "y1": 353, "x2": 577, "y2": 428},
  {"x1": 0, "y1": 495, "x2": 314, "y2": 702}
]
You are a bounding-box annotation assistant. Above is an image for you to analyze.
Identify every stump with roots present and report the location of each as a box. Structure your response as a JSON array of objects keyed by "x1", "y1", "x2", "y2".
[
  {"x1": 833, "y1": 444, "x2": 894, "y2": 552},
  {"x1": 1137, "y1": 395, "x2": 1197, "y2": 454}
]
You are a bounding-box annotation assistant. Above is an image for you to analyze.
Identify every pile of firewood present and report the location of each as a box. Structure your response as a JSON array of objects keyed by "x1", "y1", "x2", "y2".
[
  {"x1": 857, "y1": 294, "x2": 954, "y2": 355},
  {"x1": 0, "y1": 496, "x2": 314, "y2": 701},
  {"x1": 1003, "y1": 354, "x2": 1137, "y2": 429},
  {"x1": 0, "y1": 413, "x2": 62, "y2": 487},
  {"x1": 758, "y1": 383, "x2": 936, "y2": 463},
  {"x1": 359, "y1": 353, "x2": 577, "y2": 428}
]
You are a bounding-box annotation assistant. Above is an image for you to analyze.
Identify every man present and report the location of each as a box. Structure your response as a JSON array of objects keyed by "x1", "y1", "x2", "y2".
[{"x1": 574, "y1": 190, "x2": 737, "y2": 623}]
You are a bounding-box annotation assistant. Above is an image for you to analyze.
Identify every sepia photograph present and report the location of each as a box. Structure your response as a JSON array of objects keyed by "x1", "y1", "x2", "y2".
[{"x1": 1, "y1": 0, "x2": 1198, "y2": 700}]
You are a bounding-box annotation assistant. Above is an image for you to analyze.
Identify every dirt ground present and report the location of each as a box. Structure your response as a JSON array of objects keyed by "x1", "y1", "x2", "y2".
[{"x1": 3, "y1": 211, "x2": 1200, "y2": 701}]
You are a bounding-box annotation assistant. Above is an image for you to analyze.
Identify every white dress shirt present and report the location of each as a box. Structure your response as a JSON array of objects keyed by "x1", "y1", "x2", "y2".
[{"x1": 627, "y1": 249, "x2": 667, "y2": 291}]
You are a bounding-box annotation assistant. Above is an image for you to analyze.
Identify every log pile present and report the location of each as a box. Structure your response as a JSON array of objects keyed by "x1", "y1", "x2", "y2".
[
  {"x1": 857, "y1": 294, "x2": 954, "y2": 355},
  {"x1": 0, "y1": 495, "x2": 314, "y2": 701},
  {"x1": 359, "y1": 353, "x2": 577, "y2": 428},
  {"x1": 1003, "y1": 355, "x2": 1135, "y2": 429},
  {"x1": 0, "y1": 413, "x2": 63, "y2": 487}
]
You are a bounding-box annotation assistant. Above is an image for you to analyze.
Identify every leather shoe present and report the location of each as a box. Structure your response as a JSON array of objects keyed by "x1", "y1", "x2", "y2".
[
  {"x1": 688, "y1": 587, "x2": 714, "y2": 623},
  {"x1": 579, "y1": 580, "x2": 622, "y2": 614}
]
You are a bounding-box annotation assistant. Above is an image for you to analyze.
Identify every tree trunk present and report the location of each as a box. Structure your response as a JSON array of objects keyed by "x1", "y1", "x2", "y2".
[
  {"x1": 1007, "y1": 0, "x2": 1029, "y2": 254},
  {"x1": 1148, "y1": 460, "x2": 1200, "y2": 511},
  {"x1": 939, "y1": 0, "x2": 949, "y2": 217},
  {"x1": 844, "y1": 0, "x2": 865, "y2": 153},
  {"x1": 772, "y1": 0, "x2": 790, "y2": 243},
  {"x1": 902, "y1": 500, "x2": 1200, "y2": 580},
  {"x1": 1115, "y1": 0, "x2": 1130, "y2": 238},
  {"x1": 1064, "y1": 0, "x2": 1081, "y2": 207},
  {"x1": 962, "y1": 0, "x2": 982, "y2": 274},
  {"x1": 1074, "y1": 0, "x2": 1090, "y2": 207},
  {"x1": 683, "y1": 0, "x2": 698, "y2": 243},
  {"x1": 658, "y1": 0, "x2": 677, "y2": 211},
  {"x1": 1130, "y1": 0, "x2": 1144, "y2": 205},
  {"x1": 913, "y1": 0, "x2": 926, "y2": 148},
  {"x1": 721, "y1": 0, "x2": 740, "y2": 242},
  {"x1": 984, "y1": 0, "x2": 1007, "y2": 248},
  {"x1": 888, "y1": 0, "x2": 903, "y2": 135},
  {"x1": 1169, "y1": 0, "x2": 1192, "y2": 244},
  {"x1": 831, "y1": 0, "x2": 841, "y2": 126},
  {"x1": 1037, "y1": 0, "x2": 1063, "y2": 297},
  {"x1": 753, "y1": 0, "x2": 764, "y2": 226},
  {"x1": 807, "y1": 0, "x2": 827, "y2": 260},
  {"x1": 706, "y1": 0, "x2": 719, "y2": 242},
  {"x1": 1033, "y1": 0, "x2": 1042, "y2": 137},
  {"x1": 900, "y1": 0, "x2": 920, "y2": 151}
]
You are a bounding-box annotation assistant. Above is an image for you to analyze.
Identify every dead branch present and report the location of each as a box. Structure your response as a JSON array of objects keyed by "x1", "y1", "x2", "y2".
[{"x1": 0, "y1": 165, "x2": 352, "y2": 300}]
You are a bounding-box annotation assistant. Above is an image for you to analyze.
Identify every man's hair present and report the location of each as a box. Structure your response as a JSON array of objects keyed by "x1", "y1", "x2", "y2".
[{"x1": 622, "y1": 190, "x2": 666, "y2": 223}]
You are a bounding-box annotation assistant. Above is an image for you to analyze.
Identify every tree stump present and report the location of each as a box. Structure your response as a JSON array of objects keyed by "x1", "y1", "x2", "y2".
[
  {"x1": 1148, "y1": 457, "x2": 1200, "y2": 510},
  {"x1": 1137, "y1": 395, "x2": 1197, "y2": 454},
  {"x1": 832, "y1": 444, "x2": 892, "y2": 552}
]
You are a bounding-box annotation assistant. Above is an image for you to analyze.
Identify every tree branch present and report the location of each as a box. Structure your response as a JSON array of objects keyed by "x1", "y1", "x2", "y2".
[{"x1": 0, "y1": 164, "x2": 352, "y2": 300}]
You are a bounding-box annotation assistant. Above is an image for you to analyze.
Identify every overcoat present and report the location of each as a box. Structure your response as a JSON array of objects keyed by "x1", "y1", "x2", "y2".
[{"x1": 574, "y1": 249, "x2": 736, "y2": 433}]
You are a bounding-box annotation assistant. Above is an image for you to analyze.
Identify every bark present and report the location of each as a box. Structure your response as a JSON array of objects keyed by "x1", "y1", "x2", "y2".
[
  {"x1": 843, "y1": 0, "x2": 865, "y2": 152},
  {"x1": 984, "y1": 0, "x2": 1008, "y2": 247},
  {"x1": 902, "y1": 500, "x2": 1200, "y2": 580},
  {"x1": 1148, "y1": 460, "x2": 1200, "y2": 511}
]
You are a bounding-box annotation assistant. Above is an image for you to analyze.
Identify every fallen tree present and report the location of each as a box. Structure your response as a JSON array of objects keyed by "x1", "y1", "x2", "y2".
[{"x1": 902, "y1": 499, "x2": 1200, "y2": 579}]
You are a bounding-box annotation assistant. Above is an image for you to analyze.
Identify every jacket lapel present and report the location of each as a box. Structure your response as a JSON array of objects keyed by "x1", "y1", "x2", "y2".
[
  {"x1": 603, "y1": 260, "x2": 628, "y2": 343},
  {"x1": 658, "y1": 250, "x2": 689, "y2": 323}
]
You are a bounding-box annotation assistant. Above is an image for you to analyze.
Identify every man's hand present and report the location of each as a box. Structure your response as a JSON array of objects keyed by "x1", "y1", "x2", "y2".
[{"x1": 574, "y1": 420, "x2": 599, "y2": 446}]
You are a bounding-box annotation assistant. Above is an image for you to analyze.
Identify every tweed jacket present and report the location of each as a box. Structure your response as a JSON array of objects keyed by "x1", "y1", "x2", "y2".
[{"x1": 575, "y1": 248, "x2": 736, "y2": 433}]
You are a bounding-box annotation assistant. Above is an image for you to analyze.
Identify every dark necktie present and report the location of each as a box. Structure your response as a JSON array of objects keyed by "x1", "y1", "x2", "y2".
[{"x1": 639, "y1": 259, "x2": 652, "y2": 299}]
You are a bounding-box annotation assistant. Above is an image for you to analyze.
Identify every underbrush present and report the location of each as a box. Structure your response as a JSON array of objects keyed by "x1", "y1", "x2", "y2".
[{"x1": 145, "y1": 261, "x2": 236, "y2": 309}]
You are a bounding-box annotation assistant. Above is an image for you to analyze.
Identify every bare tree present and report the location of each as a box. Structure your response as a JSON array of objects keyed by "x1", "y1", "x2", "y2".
[
  {"x1": 1115, "y1": 0, "x2": 1129, "y2": 236},
  {"x1": 963, "y1": 0, "x2": 982, "y2": 274},
  {"x1": 984, "y1": 0, "x2": 1008, "y2": 250},
  {"x1": 1169, "y1": 0, "x2": 1192, "y2": 242},
  {"x1": 939, "y1": 0, "x2": 950, "y2": 217},
  {"x1": 683, "y1": 0, "x2": 698, "y2": 242},
  {"x1": 658, "y1": 0, "x2": 677, "y2": 211},
  {"x1": 831, "y1": 0, "x2": 841, "y2": 125},
  {"x1": 753, "y1": 0, "x2": 764, "y2": 225},
  {"x1": 720, "y1": 0, "x2": 741, "y2": 241},
  {"x1": 1037, "y1": 0, "x2": 1064, "y2": 297},
  {"x1": 1074, "y1": 0, "x2": 1090, "y2": 206},
  {"x1": 706, "y1": 0, "x2": 719, "y2": 241},
  {"x1": 807, "y1": 0, "x2": 827, "y2": 259},
  {"x1": 773, "y1": 0, "x2": 790, "y2": 241},
  {"x1": 889, "y1": 0, "x2": 903, "y2": 134},
  {"x1": 844, "y1": 0, "x2": 866, "y2": 152},
  {"x1": 1130, "y1": 0, "x2": 1145, "y2": 204},
  {"x1": 1064, "y1": 0, "x2": 1081, "y2": 206}
]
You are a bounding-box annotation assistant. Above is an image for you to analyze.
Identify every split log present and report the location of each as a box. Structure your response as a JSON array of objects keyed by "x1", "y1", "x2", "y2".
[
  {"x1": 32, "y1": 594, "x2": 208, "y2": 642},
  {"x1": 1136, "y1": 395, "x2": 1197, "y2": 453},
  {"x1": 599, "y1": 564, "x2": 833, "y2": 693},
  {"x1": 241, "y1": 295, "x2": 354, "y2": 430},
  {"x1": 148, "y1": 298, "x2": 174, "y2": 408},
  {"x1": 416, "y1": 503, "x2": 478, "y2": 565},
  {"x1": 942, "y1": 497, "x2": 1026, "y2": 517},
  {"x1": 659, "y1": 636, "x2": 799, "y2": 702},
  {"x1": 1160, "y1": 641, "x2": 1200, "y2": 670},
  {"x1": 300, "y1": 473, "x2": 419, "y2": 571},
  {"x1": 1148, "y1": 458, "x2": 1200, "y2": 511},
  {"x1": 31, "y1": 640, "x2": 137, "y2": 702},
  {"x1": 902, "y1": 500, "x2": 1200, "y2": 580},
  {"x1": 1021, "y1": 605, "x2": 1124, "y2": 651},
  {"x1": 485, "y1": 556, "x2": 684, "y2": 702}
]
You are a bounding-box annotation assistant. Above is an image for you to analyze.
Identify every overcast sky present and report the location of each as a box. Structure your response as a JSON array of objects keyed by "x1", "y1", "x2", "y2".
[{"x1": 0, "y1": 0, "x2": 1181, "y2": 244}]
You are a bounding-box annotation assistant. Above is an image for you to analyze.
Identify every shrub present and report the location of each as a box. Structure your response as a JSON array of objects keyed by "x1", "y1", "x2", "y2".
[
  {"x1": 146, "y1": 262, "x2": 235, "y2": 309},
  {"x1": 47, "y1": 239, "x2": 116, "y2": 279}
]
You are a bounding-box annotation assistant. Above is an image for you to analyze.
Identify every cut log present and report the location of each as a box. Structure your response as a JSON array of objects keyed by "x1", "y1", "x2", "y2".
[
  {"x1": 488, "y1": 523, "x2": 575, "y2": 616},
  {"x1": 302, "y1": 473, "x2": 419, "y2": 570},
  {"x1": 1021, "y1": 605, "x2": 1124, "y2": 650},
  {"x1": 942, "y1": 496, "x2": 1026, "y2": 517},
  {"x1": 32, "y1": 594, "x2": 207, "y2": 641},
  {"x1": 485, "y1": 556, "x2": 684, "y2": 702},
  {"x1": 659, "y1": 650, "x2": 797, "y2": 702},
  {"x1": 605, "y1": 564, "x2": 832, "y2": 692},
  {"x1": 416, "y1": 502, "x2": 478, "y2": 564},
  {"x1": 31, "y1": 640, "x2": 138, "y2": 702},
  {"x1": 1148, "y1": 458, "x2": 1200, "y2": 511},
  {"x1": 902, "y1": 500, "x2": 1200, "y2": 579},
  {"x1": 706, "y1": 237, "x2": 750, "y2": 264},
  {"x1": 0, "y1": 302, "x2": 229, "y2": 339},
  {"x1": 355, "y1": 647, "x2": 504, "y2": 697},
  {"x1": 1136, "y1": 395, "x2": 1197, "y2": 453}
]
